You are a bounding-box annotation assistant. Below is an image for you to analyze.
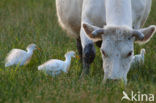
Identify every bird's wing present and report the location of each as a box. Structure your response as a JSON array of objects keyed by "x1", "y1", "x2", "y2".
[
  {"x1": 5, "y1": 49, "x2": 27, "y2": 62},
  {"x1": 133, "y1": 55, "x2": 141, "y2": 62},
  {"x1": 44, "y1": 60, "x2": 64, "y2": 72}
]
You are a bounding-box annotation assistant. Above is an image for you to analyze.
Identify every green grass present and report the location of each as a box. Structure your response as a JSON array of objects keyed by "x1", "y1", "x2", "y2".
[{"x1": 0, "y1": 0, "x2": 156, "y2": 103}]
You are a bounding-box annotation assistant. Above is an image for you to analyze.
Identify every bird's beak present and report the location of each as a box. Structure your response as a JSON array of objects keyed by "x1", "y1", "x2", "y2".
[{"x1": 37, "y1": 47, "x2": 41, "y2": 50}]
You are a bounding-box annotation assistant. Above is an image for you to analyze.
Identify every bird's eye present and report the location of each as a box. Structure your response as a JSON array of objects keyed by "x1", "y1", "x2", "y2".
[
  {"x1": 101, "y1": 50, "x2": 107, "y2": 57},
  {"x1": 127, "y1": 51, "x2": 133, "y2": 57}
]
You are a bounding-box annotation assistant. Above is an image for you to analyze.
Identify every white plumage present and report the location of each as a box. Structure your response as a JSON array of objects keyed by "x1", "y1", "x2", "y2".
[
  {"x1": 38, "y1": 51, "x2": 75, "y2": 76},
  {"x1": 5, "y1": 44, "x2": 37, "y2": 67},
  {"x1": 131, "y1": 48, "x2": 146, "y2": 66}
]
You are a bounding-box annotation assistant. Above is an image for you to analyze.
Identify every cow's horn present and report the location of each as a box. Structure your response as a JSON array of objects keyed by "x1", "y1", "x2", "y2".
[
  {"x1": 92, "y1": 29, "x2": 104, "y2": 37},
  {"x1": 132, "y1": 30, "x2": 144, "y2": 40}
]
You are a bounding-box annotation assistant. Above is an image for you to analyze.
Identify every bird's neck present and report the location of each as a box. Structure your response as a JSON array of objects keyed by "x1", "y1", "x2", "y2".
[
  {"x1": 141, "y1": 53, "x2": 144, "y2": 58},
  {"x1": 64, "y1": 56, "x2": 71, "y2": 72},
  {"x1": 27, "y1": 49, "x2": 34, "y2": 56}
]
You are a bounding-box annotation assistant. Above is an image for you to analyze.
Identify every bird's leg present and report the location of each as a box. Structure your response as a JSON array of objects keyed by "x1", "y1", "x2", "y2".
[
  {"x1": 54, "y1": 71, "x2": 60, "y2": 76},
  {"x1": 51, "y1": 72, "x2": 56, "y2": 77}
]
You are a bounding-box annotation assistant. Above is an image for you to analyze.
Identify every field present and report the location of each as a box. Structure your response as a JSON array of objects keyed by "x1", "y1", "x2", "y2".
[{"x1": 0, "y1": 0, "x2": 156, "y2": 103}]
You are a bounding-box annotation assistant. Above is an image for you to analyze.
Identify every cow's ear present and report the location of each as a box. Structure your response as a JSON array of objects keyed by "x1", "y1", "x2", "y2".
[
  {"x1": 83, "y1": 23, "x2": 104, "y2": 40},
  {"x1": 136, "y1": 25, "x2": 156, "y2": 44}
]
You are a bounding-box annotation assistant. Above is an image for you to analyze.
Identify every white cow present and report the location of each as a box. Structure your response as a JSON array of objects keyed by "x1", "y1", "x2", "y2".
[{"x1": 56, "y1": 0, "x2": 156, "y2": 84}]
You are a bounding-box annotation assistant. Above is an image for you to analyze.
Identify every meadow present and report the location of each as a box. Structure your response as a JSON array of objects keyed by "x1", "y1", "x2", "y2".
[{"x1": 0, "y1": 0, "x2": 156, "y2": 103}]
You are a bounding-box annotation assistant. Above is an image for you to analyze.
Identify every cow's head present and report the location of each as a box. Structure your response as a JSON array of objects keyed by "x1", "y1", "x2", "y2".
[{"x1": 83, "y1": 23, "x2": 156, "y2": 80}]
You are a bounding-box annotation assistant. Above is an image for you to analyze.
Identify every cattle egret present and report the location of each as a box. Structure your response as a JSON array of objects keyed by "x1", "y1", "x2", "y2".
[
  {"x1": 131, "y1": 48, "x2": 146, "y2": 65},
  {"x1": 38, "y1": 51, "x2": 75, "y2": 76},
  {"x1": 5, "y1": 43, "x2": 38, "y2": 67}
]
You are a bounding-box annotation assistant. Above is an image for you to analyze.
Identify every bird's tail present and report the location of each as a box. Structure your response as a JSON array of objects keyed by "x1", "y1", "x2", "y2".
[
  {"x1": 38, "y1": 65, "x2": 42, "y2": 70},
  {"x1": 5, "y1": 63, "x2": 10, "y2": 67},
  {"x1": 38, "y1": 65, "x2": 44, "y2": 70}
]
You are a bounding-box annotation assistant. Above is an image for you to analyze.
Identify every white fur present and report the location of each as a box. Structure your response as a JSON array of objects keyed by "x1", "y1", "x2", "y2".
[
  {"x1": 56, "y1": 0, "x2": 154, "y2": 84},
  {"x1": 56, "y1": 0, "x2": 152, "y2": 37},
  {"x1": 105, "y1": 0, "x2": 132, "y2": 27}
]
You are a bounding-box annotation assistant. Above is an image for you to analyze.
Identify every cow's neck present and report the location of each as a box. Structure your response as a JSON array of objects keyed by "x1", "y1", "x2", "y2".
[{"x1": 105, "y1": 0, "x2": 132, "y2": 28}]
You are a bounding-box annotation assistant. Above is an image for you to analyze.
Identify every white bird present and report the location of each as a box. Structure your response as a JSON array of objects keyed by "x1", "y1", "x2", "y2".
[
  {"x1": 131, "y1": 48, "x2": 146, "y2": 66},
  {"x1": 5, "y1": 43, "x2": 38, "y2": 67},
  {"x1": 38, "y1": 51, "x2": 75, "y2": 76}
]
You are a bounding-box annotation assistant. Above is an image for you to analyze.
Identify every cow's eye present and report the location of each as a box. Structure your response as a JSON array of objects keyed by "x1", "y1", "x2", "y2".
[
  {"x1": 101, "y1": 50, "x2": 107, "y2": 57},
  {"x1": 127, "y1": 51, "x2": 133, "y2": 57}
]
